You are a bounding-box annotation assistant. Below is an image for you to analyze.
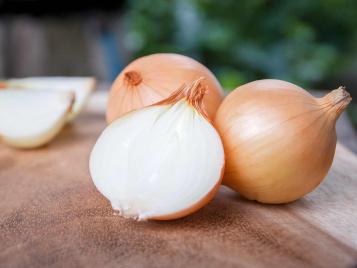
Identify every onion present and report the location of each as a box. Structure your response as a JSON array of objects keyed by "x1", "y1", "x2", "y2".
[
  {"x1": 1, "y1": 77, "x2": 96, "y2": 121},
  {"x1": 90, "y1": 78, "x2": 225, "y2": 220},
  {"x1": 106, "y1": 53, "x2": 224, "y2": 123},
  {"x1": 214, "y1": 79, "x2": 352, "y2": 204},
  {"x1": 0, "y1": 89, "x2": 74, "y2": 148}
]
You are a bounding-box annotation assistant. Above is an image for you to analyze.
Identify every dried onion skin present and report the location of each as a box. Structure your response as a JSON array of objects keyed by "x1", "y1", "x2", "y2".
[{"x1": 214, "y1": 79, "x2": 351, "y2": 204}]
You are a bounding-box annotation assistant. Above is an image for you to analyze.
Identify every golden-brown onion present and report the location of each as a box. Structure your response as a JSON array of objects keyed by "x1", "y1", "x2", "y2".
[
  {"x1": 106, "y1": 53, "x2": 224, "y2": 123},
  {"x1": 214, "y1": 79, "x2": 351, "y2": 204}
]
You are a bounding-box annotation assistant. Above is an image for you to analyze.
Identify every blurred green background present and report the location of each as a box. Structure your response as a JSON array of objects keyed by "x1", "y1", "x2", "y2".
[{"x1": 125, "y1": 0, "x2": 357, "y2": 90}]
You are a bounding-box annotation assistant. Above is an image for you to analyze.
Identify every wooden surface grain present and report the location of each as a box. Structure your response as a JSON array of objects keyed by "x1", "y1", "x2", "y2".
[{"x1": 1, "y1": 109, "x2": 357, "y2": 268}]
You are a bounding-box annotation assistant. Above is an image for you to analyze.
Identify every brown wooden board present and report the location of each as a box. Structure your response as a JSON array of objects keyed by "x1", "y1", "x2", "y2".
[{"x1": 1, "y1": 111, "x2": 357, "y2": 268}]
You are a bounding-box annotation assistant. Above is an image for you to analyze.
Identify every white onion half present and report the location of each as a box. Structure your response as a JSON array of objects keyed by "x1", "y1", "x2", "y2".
[{"x1": 90, "y1": 80, "x2": 224, "y2": 220}]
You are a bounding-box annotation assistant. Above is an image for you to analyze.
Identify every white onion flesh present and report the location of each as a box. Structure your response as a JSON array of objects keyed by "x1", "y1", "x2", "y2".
[
  {"x1": 0, "y1": 89, "x2": 74, "y2": 148},
  {"x1": 90, "y1": 100, "x2": 224, "y2": 220},
  {"x1": 6, "y1": 77, "x2": 96, "y2": 121}
]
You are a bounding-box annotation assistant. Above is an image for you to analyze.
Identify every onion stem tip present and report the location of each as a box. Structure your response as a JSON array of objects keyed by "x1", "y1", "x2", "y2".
[{"x1": 124, "y1": 71, "x2": 142, "y2": 86}]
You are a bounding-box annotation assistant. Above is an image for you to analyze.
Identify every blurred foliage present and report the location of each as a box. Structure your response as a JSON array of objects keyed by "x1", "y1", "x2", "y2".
[{"x1": 123, "y1": 0, "x2": 357, "y2": 90}]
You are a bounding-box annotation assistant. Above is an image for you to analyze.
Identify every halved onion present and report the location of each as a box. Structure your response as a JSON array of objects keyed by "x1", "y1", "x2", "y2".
[{"x1": 90, "y1": 79, "x2": 225, "y2": 220}]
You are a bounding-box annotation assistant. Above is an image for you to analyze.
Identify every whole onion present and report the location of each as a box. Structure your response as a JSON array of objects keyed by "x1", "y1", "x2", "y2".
[
  {"x1": 214, "y1": 79, "x2": 352, "y2": 204},
  {"x1": 106, "y1": 53, "x2": 224, "y2": 123}
]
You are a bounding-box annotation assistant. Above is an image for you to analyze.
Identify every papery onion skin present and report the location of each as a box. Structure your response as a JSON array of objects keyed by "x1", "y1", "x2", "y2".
[
  {"x1": 214, "y1": 79, "x2": 351, "y2": 204},
  {"x1": 106, "y1": 53, "x2": 224, "y2": 123}
]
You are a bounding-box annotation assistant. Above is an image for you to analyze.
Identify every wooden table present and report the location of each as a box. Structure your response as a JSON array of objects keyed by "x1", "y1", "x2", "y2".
[{"x1": 1, "y1": 94, "x2": 357, "y2": 268}]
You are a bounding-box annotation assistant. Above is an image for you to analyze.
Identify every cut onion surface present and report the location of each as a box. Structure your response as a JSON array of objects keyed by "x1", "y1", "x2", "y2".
[
  {"x1": 3, "y1": 77, "x2": 96, "y2": 121},
  {"x1": 0, "y1": 89, "x2": 74, "y2": 148}
]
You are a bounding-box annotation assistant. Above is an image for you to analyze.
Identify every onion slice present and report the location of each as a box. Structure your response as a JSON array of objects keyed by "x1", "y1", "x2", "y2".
[
  {"x1": 2, "y1": 77, "x2": 96, "y2": 121},
  {"x1": 90, "y1": 78, "x2": 225, "y2": 220},
  {"x1": 0, "y1": 89, "x2": 74, "y2": 148}
]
